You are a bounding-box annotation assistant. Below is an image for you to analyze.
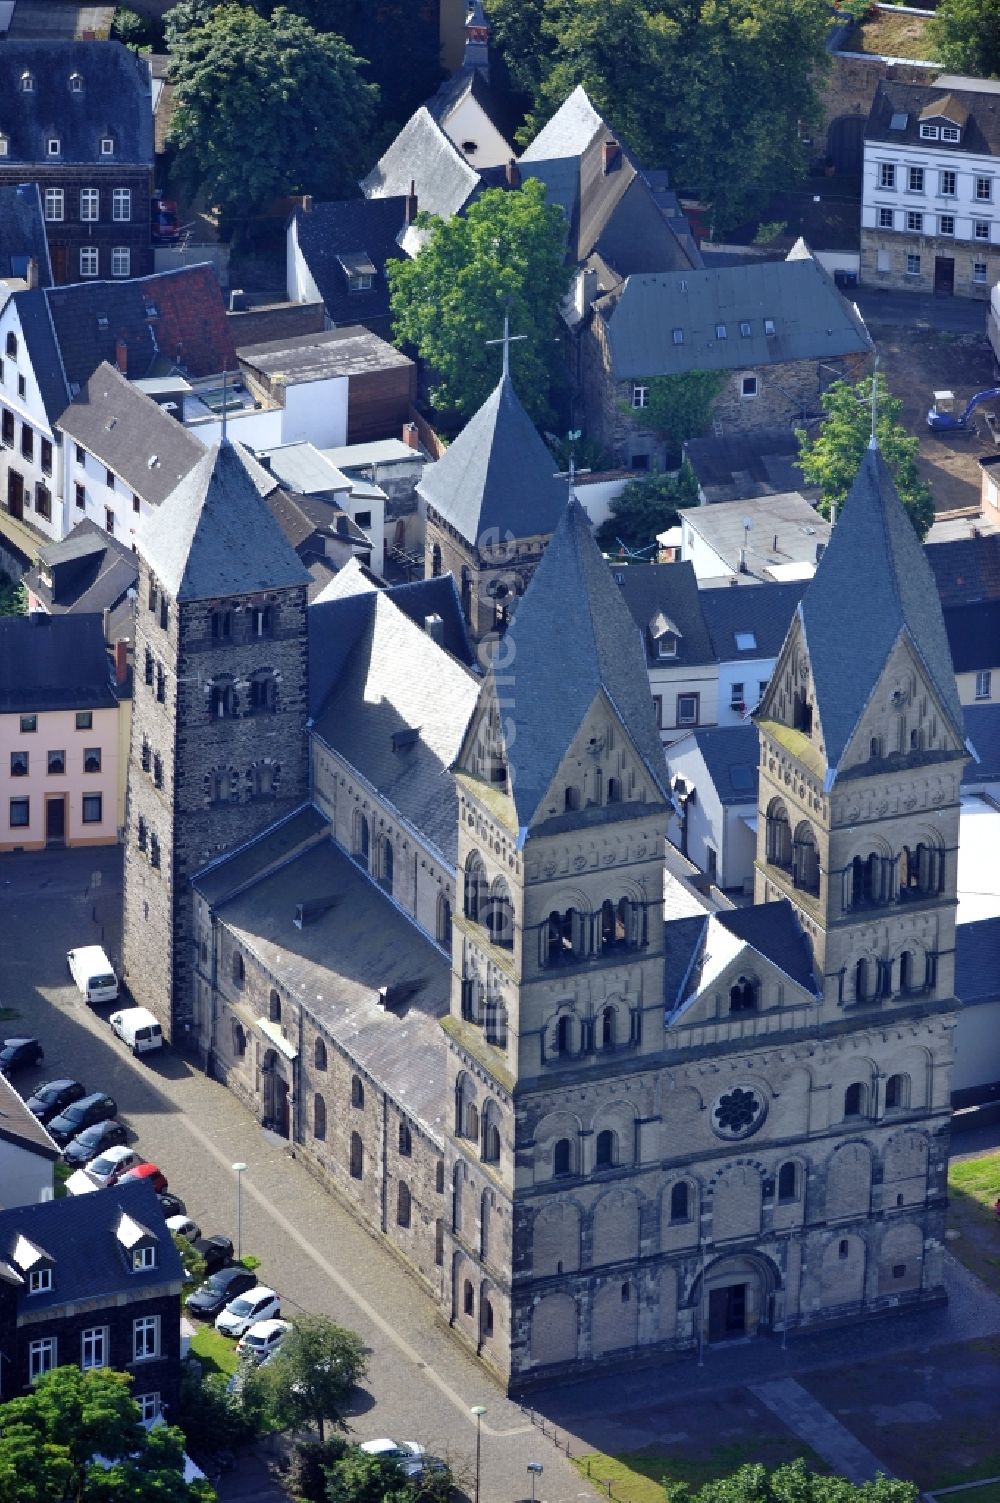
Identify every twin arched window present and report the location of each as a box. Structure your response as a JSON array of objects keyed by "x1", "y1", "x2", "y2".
[
  {"x1": 209, "y1": 678, "x2": 235, "y2": 718},
  {"x1": 730, "y1": 976, "x2": 758, "y2": 1013}
]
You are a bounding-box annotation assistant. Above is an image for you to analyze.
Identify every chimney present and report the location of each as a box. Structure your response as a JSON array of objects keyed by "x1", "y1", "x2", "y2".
[
  {"x1": 25, "y1": 257, "x2": 38, "y2": 290},
  {"x1": 114, "y1": 638, "x2": 129, "y2": 684},
  {"x1": 505, "y1": 158, "x2": 521, "y2": 188},
  {"x1": 404, "y1": 180, "x2": 418, "y2": 225},
  {"x1": 115, "y1": 339, "x2": 127, "y2": 374},
  {"x1": 424, "y1": 612, "x2": 444, "y2": 646},
  {"x1": 301, "y1": 194, "x2": 313, "y2": 214},
  {"x1": 402, "y1": 421, "x2": 419, "y2": 450},
  {"x1": 602, "y1": 139, "x2": 622, "y2": 175},
  {"x1": 738, "y1": 546, "x2": 747, "y2": 574}
]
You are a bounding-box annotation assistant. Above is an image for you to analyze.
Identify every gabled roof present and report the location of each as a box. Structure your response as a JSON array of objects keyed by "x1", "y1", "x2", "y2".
[
  {"x1": 311, "y1": 561, "x2": 476, "y2": 668},
  {"x1": 0, "y1": 1073, "x2": 58, "y2": 1165},
  {"x1": 56, "y1": 362, "x2": 205, "y2": 504},
  {"x1": 416, "y1": 374, "x2": 566, "y2": 548},
  {"x1": 425, "y1": 67, "x2": 515, "y2": 153},
  {"x1": 480, "y1": 498, "x2": 669, "y2": 828},
  {"x1": 596, "y1": 241, "x2": 871, "y2": 381},
  {"x1": 0, "y1": 183, "x2": 52, "y2": 286},
  {"x1": 662, "y1": 899, "x2": 819, "y2": 1012},
  {"x1": 963, "y1": 703, "x2": 1000, "y2": 785},
  {"x1": 798, "y1": 443, "x2": 965, "y2": 773},
  {"x1": 700, "y1": 580, "x2": 808, "y2": 663},
  {"x1": 674, "y1": 725, "x2": 760, "y2": 805},
  {"x1": 521, "y1": 85, "x2": 604, "y2": 161},
  {"x1": 8, "y1": 286, "x2": 68, "y2": 423},
  {"x1": 0, "y1": 611, "x2": 116, "y2": 714},
  {"x1": 615, "y1": 561, "x2": 715, "y2": 668},
  {"x1": 139, "y1": 441, "x2": 311, "y2": 603},
  {"x1": 0, "y1": 1180, "x2": 182, "y2": 1309},
  {"x1": 0, "y1": 41, "x2": 153, "y2": 166},
  {"x1": 866, "y1": 79, "x2": 1000, "y2": 158},
  {"x1": 925, "y1": 530, "x2": 1000, "y2": 605},
  {"x1": 684, "y1": 429, "x2": 809, "y2": 504},
  {"x1": 943, "y1": 600, "x2": 1000, "y2": 673},
  {"x1": 25, "y1": 518, "x2": 137, "y2": 627},
  {"x1": 292, "y1": 197, "x2": 408, "y2": 327},
  {"x1": 361, "y1": 107, "x2": 480, "y2": 222}
]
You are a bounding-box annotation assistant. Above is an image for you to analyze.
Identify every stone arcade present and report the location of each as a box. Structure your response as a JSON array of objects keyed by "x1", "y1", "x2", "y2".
[{"x1": 122, "y1": 418, "x2": 964, "y2": 1389}]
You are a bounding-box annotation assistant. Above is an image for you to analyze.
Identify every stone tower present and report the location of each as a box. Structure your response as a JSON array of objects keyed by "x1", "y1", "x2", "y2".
[{"x1": 122, "y1": 441, "x2": 311, "y2": 1040}]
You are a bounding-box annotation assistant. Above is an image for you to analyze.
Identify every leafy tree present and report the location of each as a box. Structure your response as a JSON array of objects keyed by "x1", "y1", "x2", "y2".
[
  {"x1": 244, "y1": 1315, "x2": 368, "y2": 1442},
  {"x1": 111, "y1": 6, "x2": 160, "y2": 49},
  {"x1": 596, "y1": 466, "x2": 698, "y2": 555},
  {"x1": 324, "y1": 1450, "x2": 413, "y2": 1503},
  {"x1": 286, "y1": 1436, "x2": 349, "y2": 1503},
  {"x1": 0, "y1": 574, "x2": 27, "y2": 616},
  {"x1": 639, "y1": 371, "x2": 727, "y2": 464},
  {"x1": 796, "y1": 372, "x2": 934, "y2": 540},
  {"x1": 177, "y1": 1368, "x2": 258, "y2": 1456},
  {"x1": 167, "y1": 5, "x2": 378, "y2": 220},
  {"x1": 85, "y1": 1424, "x2": 214, "y2": 1503},
  {"x1": 172, "y1": 1231, "x2": 207, "y2": 1286},
  {"x1": 664, "y1": 1459, "x2": 918, "y2": 1503},
  {"x1": 387, "y1": 178, "x2": 572, "y2": 425},
  {"x1": 928, "y1": 0, "x2": 1000, "y2": 79}
]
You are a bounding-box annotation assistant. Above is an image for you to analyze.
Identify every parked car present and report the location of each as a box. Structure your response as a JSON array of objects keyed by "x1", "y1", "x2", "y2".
[
  {"x1": 186, "y1": 1265, "x2": 257, "y2": 1320},
  {"x1": 49, "y1": 1092, "x2": 118, "y2": 1147},
  {"x1": 109, "y1": 1007, "x2": 163, "y2": 1057},
  {"x1": 166, "y1": 1215, "x2": 201, "y2": 1243},
  {"x1": 215, "y1": 1285, "x2": 281, "y2": 1338},
  {"x1": 236, "y1": 1318, "x2": 289, "y2": 1364},
  {"x1": 66, "y1": 945, "x2": 118, "y2": 1005},
  {"x1": 62, "y1": 1118, "x2": 128, "y2": 1166},
  {"x1": 359, "y1": 1441, "x2": 428, "y2": 1478},
  {"x1": 119, "y1": 1163, "x2": 168, "y2": 1194},
  {"x1": 0, "y1": 1037, "x2": 44, "y2": 1076},
  {"x1": 193, "y1": 1235, "x2": 234, "y2": 1276},
  {"x1": 25, "y1": 1079, "x2": 86, "y2": 1125},
  {"x1": 157, "y1": 1191, "x2": 186, "y2": 1218},
  {"x1": 86, "y1": 1145, "x2": 142, "y2": 1188},
  {"x1": 150, "y1": 195, "x2": 180, "y2": 245}
]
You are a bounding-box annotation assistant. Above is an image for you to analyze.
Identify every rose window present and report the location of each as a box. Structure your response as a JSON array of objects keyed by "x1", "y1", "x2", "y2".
[{"x1": 711, "y1": 1085, "x2": 766, "y2": 1140}]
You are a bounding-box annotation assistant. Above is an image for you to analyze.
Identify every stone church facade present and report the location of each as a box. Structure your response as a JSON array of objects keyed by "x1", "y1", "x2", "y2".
[{"x1": 122, "y1": 418, "x2": 963, "y2": 1389}]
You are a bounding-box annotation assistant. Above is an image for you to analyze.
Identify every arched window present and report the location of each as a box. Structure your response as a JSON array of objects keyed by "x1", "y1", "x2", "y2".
[
  {"x1": 314, "y1": 1093, "x2": 326, "y2": 1141},
  {"x1": 850, "y1": 851, "x2": 890, "y2": 908},
  {"x1": 378, "y1": 835, "x2": 393, "y2": 894},
  {"x1": 730, "y1": 976, "x2": 758, "y2": 1013},
  {"x1": 251, "y1": 762, "x2": 277, "y2": 799},
  {"x1": 5, "y1": 332, "x2": 17, "y2": 359},
  {"x1": 464, "y1": 851, "x2": 487, "y2": 921},
  {"x1": 465, "y1": 1101, "x2": 479, "y2": 1141},
  {"x1": 601, "y1": 1005, "x2": 617, "y2": 1048},
  {"x1": 248, "y1": 671, "x2": 277, "y2": 714},
  {"x1": 885, "y1": 1073, "x2": 909, "y2": 1110},
  {"x1": 766, "y1": 799, "x2": 792, "y2": 869},
  {"x1": 899, "y1": 840, "x2": 943, "y2": 899},
  {"x1": 463, "y1": 1280, "x2": 474, "y2": 1316},
  {"x1": 350, "y1": 1131, "x2": 363, "y2": 1179},
  {"x1": 436, "y1": 1160, "x2": 444, "y2": 1194},
  {"x1": 211, "y1": 609, "x2": 232, "y2": 640},
  {"x1": 436, "y1": 893, "x2": 452, "y2": 947},
  {"x1": 600, "y1": 897, "x2": 633, "y2": 951},
  {"x1": 870, "y1": 736, "x2": 882, "y2": 760},
  {"x1": 553, "y1": 1138, "x2": 572, "y2": 1177},
  {"x1": 484, "y1": 997, "x2": 508, "y2": 1048},
  {"x1": 231, "y1": 952, "x2": 244, "y2": 989},
  {"x1": 354, "y1": 811, "x2": 369, "y2": 870},
  {"x1": 209, "y1": 768, "x2": 233, "y2": 804},
  {"x1": 487, "y1": 878, "x2": 514, "y2": 949},
  {"x1": 232, "y1": 1021, "x2": 246, "y2": 1057},
  {"x1": 431, "y1": 544, "x2": 442, "y2": 577},
  {"x1": 670, "y1": 1181, "x2": 690, "y2": 1223},
  {"x1": 792, "y1": 690, "x2": 813, "y2": 734},
  {"x1": 564, "y1": 785, "x2": 581, "y2": 812},
  {"x1": 481, "y1": 1103, "x2": 501, "y2": 1164},
  {"x1": 777, "y1": 1161, "x2": 798, "y2": 1202},
  {"x1": 544, "y1": 907, "x2": 582, "y2": 964},
  {"x1": 792, "y1": 822, "x2": 820, "y2": 895},
  {"x1": 314, "y1": 1037, "x2": 327, "y2": 1071},
  {"x1": 482, "y1": 1297, "x2": 494, "y2": 1338},
  {"x1": 899, "y1": 950, "x2": 914, "y2": 992},
  {"x1": 398, "y1": 1119, "x2": 412, "y2": 1156},
  {"x1": 595, "y1": 1129, "x2": 616, "y2": 1169},
  {"x1": 844, "y1": 1082, "x2": 866, "y2": 1118},
  {"x1": 555, "y1": 1014, "x2": 572, "y2": 1056},
  {"x1": 854, "y1": 957, "x2": 869, "y2": 1001},
  {"x1": 351, "y1": 1074, "x2": 364, "y2": 1109},
  {"x1": 269, "y1": 989, "x2": 281, "y2": 1023},
  {"x1": 397, "y1": 1180, "x2": 411, "y2": 1227},
  {"x1": 607, "y1": 777, "x2": 623, "y2": 804},
  {"x1": 209, "y1": 678, "x2": 235, "y2": 718}
]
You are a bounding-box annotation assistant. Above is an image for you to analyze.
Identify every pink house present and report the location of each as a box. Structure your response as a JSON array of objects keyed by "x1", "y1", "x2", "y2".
[{"x1": 0, "y1": 613, "x2": 123, "y2": 851}]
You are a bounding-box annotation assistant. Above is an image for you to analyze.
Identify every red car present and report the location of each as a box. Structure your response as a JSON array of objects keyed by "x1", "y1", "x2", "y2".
[{"x1": 119, "y1": 1162, "x2": 168, "y2": 1194}]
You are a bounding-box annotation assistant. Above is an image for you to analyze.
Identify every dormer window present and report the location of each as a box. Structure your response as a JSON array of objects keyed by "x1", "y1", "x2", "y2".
[
  {"x1": 657, "y1": 632, "x2": 678, "y2": 659},
  {"x1": 337, "y1": 251, "x2": 375, "y2": 293},
  {"x1": 649, "y1": 610, "x2": 681, "y2": 659},
  {"x1": 132, "y1": 1245, "x2": 157, "y2": 1271},
  {"x1": 715, "y1": 323, "x2": 727, "y2": 340},
  {"x1": 101, "y1": 137, "x2": 114, "y2": 156},
  {"x1": 29, "y1": 1266, "x2": 52, "y2": 1294},
  {"x1": 919, "y1": 123, "x2": 939, "y2": 140},
  {"x1": 941, "y1": 125, "x2": 960, "y2": 142},
  {"x1": 20, "y1": 71, "x2": 34, "y2": 92},
  {"x1": 763, "y1": 318, "x2": 776, "y2": 336},
  {"x1": 69, "y1": 72, "x2": 84, "y2": 93},
  {"x1": 47, "y1": 138, "x2": 61, "y2": 157}
]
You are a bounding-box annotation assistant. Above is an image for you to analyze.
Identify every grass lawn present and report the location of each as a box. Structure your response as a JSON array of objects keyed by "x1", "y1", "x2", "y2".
[
  {"x1": 947, "y1": 1153, "x2": 1000, "y2": 1295},
  {"x1": 845, "y1": 10, "x2": 936, "y2": 61},
  {"x1": 574, "y1": 1441, "x2": 825, "y2": 1503},
  {"x1": 189, "y1": 1323, "x2": 241, "y2": 1379}
]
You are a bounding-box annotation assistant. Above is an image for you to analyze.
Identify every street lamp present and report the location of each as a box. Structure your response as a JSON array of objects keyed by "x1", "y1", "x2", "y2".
[
  {"x1": 232, "y1": 1162, "x2": 248, "y2": 1261},
  {"x1": 470, "y1": 1405, "x2": 487, "y2": 1503},
  {"x1": 527, "y1": 1461, "x2": 544, "y2": 1503}
]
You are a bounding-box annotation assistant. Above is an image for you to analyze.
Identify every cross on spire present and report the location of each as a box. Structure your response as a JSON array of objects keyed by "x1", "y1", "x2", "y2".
[
  {"x1": 553, "y1": 432, "x2": 591, "y2": 504},
  {"x1": 485, "y1": 313, "x2": 527, "y2": 379}
]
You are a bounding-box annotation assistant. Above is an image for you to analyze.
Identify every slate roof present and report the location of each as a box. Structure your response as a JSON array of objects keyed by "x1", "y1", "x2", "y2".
[
  {"x1": 57, "y1": 362, "x2": 205, "y2": 504},
  {"x1": 25, "y1": 518, "x2": 137, "y2": 628},
  {"x1": 485, "y1": 498, "x2": 669, "y2": 829},
  {"x1": 715, "y1": 900, "x2": 819, "y2": 995},
  {"x1": 866, "y1": 79, "x2": 1000, "y2": 159},
  {"x1": 0, "y1": 1180, "x2": 182, "y2": 1308},
  {"x1": 361, "y1": 107, "x2": 480, "y2": 222},
  {"x1": 0, "y1": 611, "x2": 116, "y2": 714},
  {"x1": 596, "y1": 240, "x2": 871, "y2": 381},
  {"x1": 292, "y1": 197, "x2": 407, "y2": 328},
  {"x1": 684, "y1": 430, "x2": 810, "y2": 504},
  {"x1": 312, "y1": 560, "x2": 476, "y2": 667},
  {"x1": 662, "y1": 914, "x2": 709, "y2": 1012},
  {"x1": 943, "y1": 600, "x2": 1000, "y2": 673},
  {"x1": 138, "y1": 441, "x2": 311, "y2": 603},
  {"x1": 797, "y1": 444, "x2": 966, "y2": 775},
  {"x1": 310, "y1": 589, "x2": 479, "y2": 863},
  {"x1": 425, "y1": 65, "x2": 515, "y2": 150},
  {"x1": 194, "y1": 802, "x2": 330, "y2": 907},
  {"x1": 678, "y1": 725, "x2": 760, "y2": 805},
  {"x1": 416, "y1": 374, "x2": 566, "y2": 548},
  {"x1": 9, "y1": 286, "x2": 66, "y2": 424},
  {"x1": 925, "y1": 531, "x2": 1000, "y2": 605},
  {"x1": 963, "y1": 703, "x2": 1000, "y2": 785},
  {"x1": 700, "y1": 580, "x2": 807, "y2": 663},
  {"x1": 0, "y1": 1072, "x2": 58, "y2": 1166},
  {"x1": 521, "y1": 85, "x2": 604, "y2": 162},
  {"x1": 615, "y1": 561, "x2": 715, "y2": 668},
  {"x1": 0, "y1": 182, "x2": 52, "y2": 285},
  {"x1": 955, "y1": 917, "x2": 1000, "y2": 1005},
  {"x1": 0, "y1": 41, "x2": 153, "y2": 166}
]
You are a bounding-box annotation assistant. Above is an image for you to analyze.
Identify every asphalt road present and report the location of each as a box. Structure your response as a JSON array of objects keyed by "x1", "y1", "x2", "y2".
[
  {"x1": 853, "y1": 287, "x2": 991, "y2": 337},
  {"x1": 0, "y1": 847, "x2": 582, "y2": 1503}
]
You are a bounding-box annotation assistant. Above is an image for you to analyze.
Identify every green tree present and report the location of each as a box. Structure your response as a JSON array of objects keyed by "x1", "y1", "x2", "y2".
[
  {"x1": 642, "y1": 371, "x2": 727, "y2": 463},
  {"x1": 111, "y1": 6, "x2": 160, "y2": 49},
  {"x1": 928, "y1": 0, "x2": 1000, "y2": 79},
  {"x1": 177, "y1": 1369, "x2": 258, "y2": 1457},
  {"x1": 84, "y1": 1425, "x2": 214, "y2": 1503},
  {"x1": 595, "y1": 466, "x2": 698, "y2": 555},
  {"x1": 0, "y1": 574, "x2": 27, "y2": 616},
  {"x1": 324, "y1": 1450, "x2": 413, "y2": 1503},
  {"x1": 665, "y1": 1459, "x2": 918, "y2": 1503},
  {"x1": 244, "y1": 1315, "x2": 368, "y2": 1442},
  {"x1": 172, "y1": 1231, "x2": 207, "y2": 1286},
  {"x1": 387, "y1": 178, "x2": 571, "y2": 425},
  {"x1": 796, "y1": 372, "x2": 934, "y2": 539},
  {"x1": 167, "y1": 5, "x2": 378, "y2": 220}
]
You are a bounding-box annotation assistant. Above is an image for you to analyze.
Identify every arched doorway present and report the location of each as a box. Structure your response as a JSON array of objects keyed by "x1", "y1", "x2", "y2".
[
  {"x1": 694, "y1": 1253, "x2": 779, "y2": 1343},
  {"x1": 261, "y1": 1047, "x2": 290, "y2": 1138}
]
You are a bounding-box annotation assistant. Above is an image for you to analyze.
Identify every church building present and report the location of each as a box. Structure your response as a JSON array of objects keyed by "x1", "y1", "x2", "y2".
[{"x1": 121, "y1": 416, "x2": 964, "y2": 1387}]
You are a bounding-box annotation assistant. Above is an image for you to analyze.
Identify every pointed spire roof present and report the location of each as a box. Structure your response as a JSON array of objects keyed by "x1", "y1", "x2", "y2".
[
  {"x1": 139, "y1": 441, "x2": 310, "y2": 602},
  {"x1": 482, "y1": 498, "x2": 669, "y2": 827},
  {"x1": 417, "y1": 374, "x2": 567, "y2": 548},
  {"x1": 798, "y1": 443, "x2": 964, "y2": 771}
]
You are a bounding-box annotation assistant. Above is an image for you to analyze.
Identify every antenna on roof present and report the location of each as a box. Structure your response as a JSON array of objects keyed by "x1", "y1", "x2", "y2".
[
  {"x1": 221, "y1": 365, "x2": 228, "y2": 445},
  {"x1": 554, "y1": 430, "x2": 591, "y2": 505},
  {"x1": 869, "y1": 352, "x2": 879, "y2": 451},
  {"x1": 485, "y1": 311, "x2": 526, "y2": 380}
]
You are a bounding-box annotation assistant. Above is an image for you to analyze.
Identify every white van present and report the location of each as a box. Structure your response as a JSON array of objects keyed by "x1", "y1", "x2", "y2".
[
  {"x1": 67, "y1": 945, "x2": 119, "y2": 1005},
  {"x1": 109, "y1": 1006, "x2": 163, "y2": 1056}
]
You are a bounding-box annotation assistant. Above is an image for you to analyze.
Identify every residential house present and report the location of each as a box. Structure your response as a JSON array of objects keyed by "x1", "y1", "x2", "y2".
[
  {"x1": 683, "y1": 430, "x2": 813, "y2": 506},
  {"x1": 0, "y1": 182, "x2": 52, "y2": 287},
  {"x1": 324, "y1": 434, "x2": 429, "y2": 560},
  {"x1": 257, "y1": 441, "x2": 384, "y2": 579},
  {"x1": 0, "y1": 1180, "x2": 183, "y2": 1416},
  {"x1": 0, "y1": 611, "x2": 124, "y2": 850},
  {"x1": 0, "y1": 41, "x2": 153, "y2": 285},
  {"x1": 700, "y1": 580, "x2": 809, "y2": 727},
  {"x1": 614, "y1": 561, "x2": 717, "y2": 745},
  {"x1": 0, "y1": 1073, "x2": 58, "y2": 1209},
  {"x1": 944, "y1": 599, "x2": 1000, "y2": 706},
  {"x1": 286, "y1": 196, "x2": 411, "y2": 338},
  {"x1": 666, "y1": 724, "x2": 759, "y2": 892},
  {"x1": 678, "y1": 492, "x2": 832, "y2": 586},
  {"x1": 580, "y1": 240, "x2": 872, "y2": 469},
  {"x1": 952, "y1": 916, "x2": 1000, "y2": 1100},
  {"x1": 25, "y1": 520, "x2": 138, "y2": 642},
  {"x1": 860, "y1": 75, "x2": 1000, "y2": 299},
  {"x1": 924, "y1": 527, "x2": 1000, "y2": 605}
]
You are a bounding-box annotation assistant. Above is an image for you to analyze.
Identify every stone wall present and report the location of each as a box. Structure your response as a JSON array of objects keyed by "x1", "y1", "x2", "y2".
[
  {"x1": 861, "y1": 226, "x2": 1000, "y2": 300},
  {"x1": 816, "y1": 52, "x2": 939, "y2": 161},
  {"x1": 423, "y1": 506, "x2": 551, "y2": 641}
]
